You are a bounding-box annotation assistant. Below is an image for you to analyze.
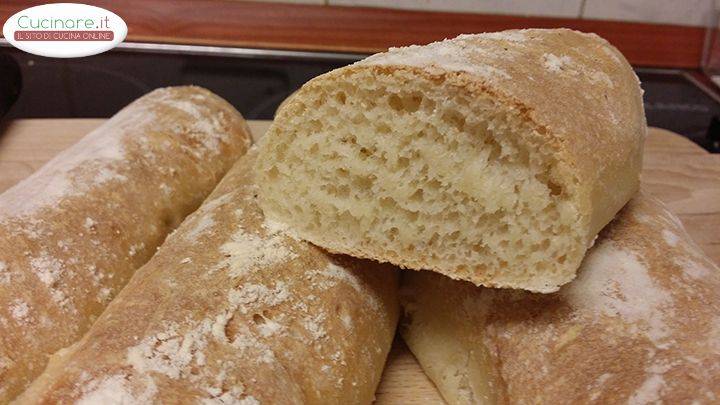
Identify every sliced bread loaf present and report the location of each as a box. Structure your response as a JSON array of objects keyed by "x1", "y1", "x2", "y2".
[{"x1": 255, "y1": 29, "x2": 646, "y2": 292}]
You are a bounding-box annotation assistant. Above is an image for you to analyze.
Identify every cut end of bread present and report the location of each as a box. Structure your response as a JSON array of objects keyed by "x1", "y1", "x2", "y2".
[{"x1": 256, "y1": 65, "x2": 587, "y2": 292}]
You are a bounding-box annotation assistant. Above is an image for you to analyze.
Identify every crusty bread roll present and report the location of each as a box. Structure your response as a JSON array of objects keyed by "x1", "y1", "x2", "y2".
[
  {"x1": 255, "y1": 28, "x2": 646, "y2": 293},
  {"x1": 0, "y1": 87, "x2": 252, "y2": 401},
  {"x1": 17, "y1": 150, "x2": 399, "y2": 404},
  {"x1": 401, "y1": 192, "x2": 720, "y2": 404}
]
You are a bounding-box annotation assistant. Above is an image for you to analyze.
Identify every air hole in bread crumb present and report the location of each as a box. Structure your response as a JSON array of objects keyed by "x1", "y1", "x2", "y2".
[
  {"x1": 379, "y1": 197, "x2": 395, "y2": 210},
  {"x1": 352, "y1": 175, "x2": 373, "y2": 191},
  {"x1": 403, "y1": 94, "x2": 423, "y2": 112},
  {"x1": 376, "y1": 123, "x2": 391, "y2": 134},
  {"x1": 388, "y1": 94, "x2": 403, "y2": 111},
  {"x1": 252, "y1": 313, "x2": 266, "y2": 325},
  {"x1": 224, "y1": 313, "x2": 239, "y2": 341},
  {"x1": 409, "y1": 189, "x2": 423, "y2": 202},
  {"x1": 484, "y1": 137, "x2": 502, "y2": 162},
  {"x1": 548, "y1": 181, "x2": 562, "y2": 196},
  {"x1": 423, "y1": 98, "x2": 436, "y2": 112},
  {"x1": 338, "y1": 135, "x2": 354, "y2": 145},
  {"x1": 443, "y1": 110, "x2": 466, "y2": 131},
  {"x1": 335, "y1": 92, "x2": 347, "y2": 105},
  {"x1": 388, "y1": 227, "x2": 399, "y2": 241},
  {"x1": 427, "y1": 179, "x2": 442, "y2": 192}
]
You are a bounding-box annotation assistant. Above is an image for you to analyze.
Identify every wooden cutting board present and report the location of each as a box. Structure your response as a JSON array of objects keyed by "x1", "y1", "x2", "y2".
[{"x1": 1, "y1": 119, "x2": 719, "y2": 403}]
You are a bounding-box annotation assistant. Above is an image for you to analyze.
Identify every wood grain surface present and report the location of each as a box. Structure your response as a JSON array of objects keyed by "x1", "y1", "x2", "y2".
[
  {"x1": 0, "y1": 119, "x2": 718, "y2": 403},
  {"x1": 0, "y1": 0, "x2": 705, "y2": 68}
]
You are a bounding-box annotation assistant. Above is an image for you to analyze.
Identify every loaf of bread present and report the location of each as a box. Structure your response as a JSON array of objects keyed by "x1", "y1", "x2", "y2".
[
  {"x1": 0, "y1": 87, "x2": 252, "y2": 401},
  {"x1": 255, "y1": 28, "x2": 646, "y2": 293},
  {"x1": 17, "y1": 150, "x2": 399, "y2": 404},
  {"x1": 401, "y1": 192, "x2": 720, "y2": 404}
]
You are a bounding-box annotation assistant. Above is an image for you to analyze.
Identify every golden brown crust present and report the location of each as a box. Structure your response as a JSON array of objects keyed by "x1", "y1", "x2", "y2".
[
  {"x1": 17, "y1": 150, "x2": 400, "y2": 405},
  {"x1": 401, "y1": 191, "x2": 720, "y2": 404},
  {"x1": 0, "y1": 87, "x2": 252, "y2": 401}
]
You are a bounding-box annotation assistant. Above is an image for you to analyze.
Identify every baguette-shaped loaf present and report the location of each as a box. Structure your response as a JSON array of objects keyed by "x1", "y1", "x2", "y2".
[
  {"x1": 0, "y1": 87, "x2": 252, "y2": 401},
  {"x1": 17, "y1": 150, "x2": 399, "y2": 404},
  {"x1": 255, "y1": 29, "x2": 646, "y2": 293},
  {"x1": 401, "y1": 192, "x2": 720, "y2": 404}
]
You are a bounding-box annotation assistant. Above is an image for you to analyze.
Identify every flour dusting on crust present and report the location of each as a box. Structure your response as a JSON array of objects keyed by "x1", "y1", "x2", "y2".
[
  {"x1": 0, "y1": 261, "x2": 9, "y2": 284},
  {"x1": 315, "y1": 263, "x2": 381, "y2": 311},
  {"x1": 125, "y1": 316, "x2": 263, "y2": 403},
  {"x1": 107, "y1": 195, "x2": 390, "y2": 402},
  {"x1": 10, "y1": 299, "x2": 30, "y2": 324},
  {"x1": 542, "y1": 52, "x2": 613, "y2": 87},
  {"x1": 13, "y1": 150, "x2": 394, "y2": 404},
  {"x1": 564, "y1": 241, "x2": 674, "y2": 346},
  {"x1": 0, "y1": 86, "x2": 255, "y2": 403},
  {"x1": 543, "y1": 53, "x2": 573, "y2": 73},
  {"x1": 127, "y1": 321, "x2": 212, "y2": 379},
  {"x1": 0, "y1": 87, "x2": 241, "y2": 218},
  {"x1": 0, "y1": 113, "x2": 134, "y2": 218},
  {"x1": 216, "y1": 226, "x2": 297, "y2": 278},
  {"x1": 362, "y1": 37, "x2": 511, "y2": 81},
  {"x1": 360, "y1": 29, "x2": 618, "y2": 92},
  {"x1": 77, "y1": 374, "x2": 158, "y2": 405}
]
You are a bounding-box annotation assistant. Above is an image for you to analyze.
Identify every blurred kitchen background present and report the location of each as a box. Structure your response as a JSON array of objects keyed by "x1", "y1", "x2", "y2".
[{"x1": 2, "y1": 0, "x2": 720, "y2": 152}]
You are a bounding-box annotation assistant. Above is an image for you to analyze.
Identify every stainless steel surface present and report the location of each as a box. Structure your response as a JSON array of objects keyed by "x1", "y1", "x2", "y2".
[{"x1": 0, "y1": 38, "x2": 368, "y2": 62}]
